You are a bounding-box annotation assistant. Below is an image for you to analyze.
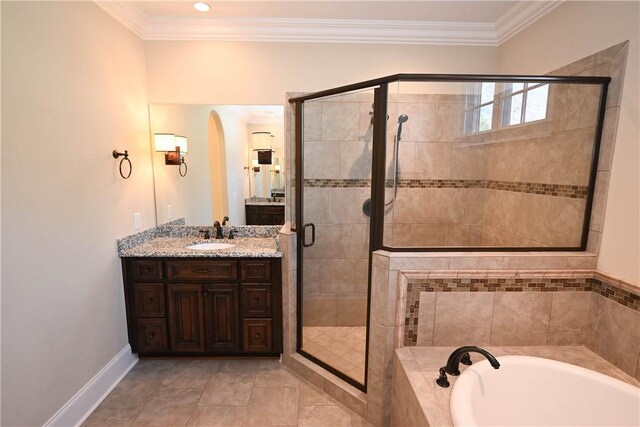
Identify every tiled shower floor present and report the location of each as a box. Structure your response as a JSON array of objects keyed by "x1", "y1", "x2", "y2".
[
  {"x1": 82, "y1": 358, "x2": 372, "y2": 426},
  {"x1": 302, "y1": 326, "x2": 367, "y2": 384}
]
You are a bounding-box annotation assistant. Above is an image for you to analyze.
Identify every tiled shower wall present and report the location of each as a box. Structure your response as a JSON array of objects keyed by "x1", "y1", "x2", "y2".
[
  {"x1": 383, "y1": 44, "x2": 626, "y2": 248},
  {"x1": 385, "y1": 94, "x2": 487, "y2": 247},
  {"x1": 301, "y1": 93, "x2": 375, "y2": 326}
]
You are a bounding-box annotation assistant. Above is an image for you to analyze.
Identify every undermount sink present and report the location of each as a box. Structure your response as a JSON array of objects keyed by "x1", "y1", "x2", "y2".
[{"x1": 187, "y1": 242, "x2": 235, "y2": 250}]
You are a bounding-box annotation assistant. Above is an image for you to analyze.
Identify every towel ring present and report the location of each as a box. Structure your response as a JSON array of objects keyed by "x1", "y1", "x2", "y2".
[
  {"x1": 112, "y1": 150, "x2": 132, "y2": 179},
  {"x1": 179, "y1": 159, "x2": 188, "y2": 177}
]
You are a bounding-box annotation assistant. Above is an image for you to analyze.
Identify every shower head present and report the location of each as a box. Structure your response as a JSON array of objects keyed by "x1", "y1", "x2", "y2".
[{"x1": 396, "y1": 114, "x2": 409, "y2": 142}]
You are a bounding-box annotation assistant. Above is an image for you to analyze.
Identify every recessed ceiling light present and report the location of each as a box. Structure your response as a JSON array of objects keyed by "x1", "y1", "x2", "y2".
[{"x1": 193, "y1": 2, "x2": 210, "y2": 12}]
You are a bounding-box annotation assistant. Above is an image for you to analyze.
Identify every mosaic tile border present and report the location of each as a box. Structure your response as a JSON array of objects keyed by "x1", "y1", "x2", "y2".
[
  {"x1": 303, "y1": 179, "x2": 588, "y2": 199},
  {"x1": 403, "y1": 276, "x2": 639, "y2": 346}
]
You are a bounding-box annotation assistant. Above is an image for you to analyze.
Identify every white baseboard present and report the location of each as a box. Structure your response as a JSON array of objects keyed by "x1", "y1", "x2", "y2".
[{"x1": 44, "y1": 345, "x2": 138, "y2": 427}]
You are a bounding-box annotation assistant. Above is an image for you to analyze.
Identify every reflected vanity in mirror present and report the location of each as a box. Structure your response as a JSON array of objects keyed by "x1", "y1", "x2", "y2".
[{"x1": 148, "y1": 104, "x2": 285, "y2": 226}]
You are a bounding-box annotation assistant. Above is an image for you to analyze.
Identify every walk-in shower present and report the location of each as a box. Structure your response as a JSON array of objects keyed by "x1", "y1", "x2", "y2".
[{"x1": 289, "y1": 74, "x2": 610, "y2": 390}]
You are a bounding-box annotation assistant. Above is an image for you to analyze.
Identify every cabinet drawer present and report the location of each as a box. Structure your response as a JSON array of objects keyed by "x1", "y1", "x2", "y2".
[
  {"x1": 242, "y1": 285, "x2": 272, "y2": 317},
  {"x1": 261, "y1": 206, "x2": 284, "y2": 215},
  {"x1": 137, "y1": 319, "x2": 168, "y2": 353},
  {"x1": 167, "y1": 260, "x2": 237, "y2": 281},
  {"x1": 243, "y1": 319, "x2": 272, "y2": 352},
  {"x1": 131, "y1": 260, "x2": 163, "y2": 281},
  {"x1": 240, "y1": 261, "x2": 271, "y2": 282},
  {"x1": 134, "y1": 283, "x2": 166, "y2": 317}
]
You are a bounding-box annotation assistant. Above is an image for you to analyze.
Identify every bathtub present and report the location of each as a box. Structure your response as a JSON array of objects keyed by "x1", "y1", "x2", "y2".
[{"x1": 450, "y1": 355, "x2": 640, "y2": 427}]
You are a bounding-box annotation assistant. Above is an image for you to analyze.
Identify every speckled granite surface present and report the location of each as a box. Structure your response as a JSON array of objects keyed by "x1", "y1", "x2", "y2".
[
  {"x1": 392, "y1": 346, "x2": 640, "y2": 427},
  {"x1": 245, "y1": 197, "x2": 285, "y2": 206},
  {"x1": 117, "y1": 222, "x2": 282, "y2": 258}
]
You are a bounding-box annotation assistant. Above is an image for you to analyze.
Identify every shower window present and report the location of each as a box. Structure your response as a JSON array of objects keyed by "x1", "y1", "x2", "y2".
[
  {"x1": 464, "y1": 82, "x2": 496, "y2": 134},
  {"x1": 500, "y1": 82, "x2": 550, "y2": 126}
]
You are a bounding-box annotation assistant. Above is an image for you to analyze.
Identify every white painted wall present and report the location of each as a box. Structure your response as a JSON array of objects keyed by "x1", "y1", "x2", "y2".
[
  {"x1": 498, "y1": 1, "x2": 640, "y2": 284},
  {"x1": 1, "y1": 3, "x2": 154, "y2": 425},
  {"x1": 144, "y1": 42, "x2": 499, "y2": 104}
]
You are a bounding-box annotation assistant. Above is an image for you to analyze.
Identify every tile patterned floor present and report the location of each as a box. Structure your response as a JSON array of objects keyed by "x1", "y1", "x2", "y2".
[
  {"x1": 83, "y1": 358, "x2": 372, "y2": 427},
  {"x1": 301, "y1": 327, "x2": 367, "y2": 384}
]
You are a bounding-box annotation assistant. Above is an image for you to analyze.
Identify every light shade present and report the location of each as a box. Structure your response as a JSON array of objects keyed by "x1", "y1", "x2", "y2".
[
  {"x1": 252, "y1": 132, "x2": 273, "y2": 150},
  {"x1": 174, "y1": 135, "x2": 188, "y2": 154},
  {"x1": 252, "y1": 159, "x2": 260, "y2": 168},
  {"x1": 154, "y1": 133, "x2": 176, "y2": 152}
]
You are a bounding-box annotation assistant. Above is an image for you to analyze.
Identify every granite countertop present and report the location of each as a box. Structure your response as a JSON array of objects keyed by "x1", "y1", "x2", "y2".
[
  {"x1": 245, "y1": 201, "x2": 286, "y2": 206},
  {"x1": 119, "y1": 236, "x2": 281, "y2": 258},
  {"x1": 394, "y1": 346, "x2": 640, "y2": 427},
  {"x1": 116, "y1": 222, "x2": 282, "y2": 258}
]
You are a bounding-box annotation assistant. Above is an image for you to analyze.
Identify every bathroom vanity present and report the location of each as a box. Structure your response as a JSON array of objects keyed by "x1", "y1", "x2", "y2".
[
  {"x1": 118, "y1": 225, "x2": 283, "y2": 357},
  {"x1": 245, "y1": 198, "x2": 285, "y2": 226}
]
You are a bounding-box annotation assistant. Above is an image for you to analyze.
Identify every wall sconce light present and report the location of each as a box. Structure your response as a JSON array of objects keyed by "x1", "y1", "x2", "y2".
[
  {"x1": 154, "y1": 133, "x2": 188, "y2": 177},
  {"x1": 252, "y1": 131, "x2": 275, "y2": 165},
  {"x1": 272, "y1": 164, "x2": 281, "y2": 174},
  {"x1": 252, "y1": 159, "x2": 261, "y2": 173}
]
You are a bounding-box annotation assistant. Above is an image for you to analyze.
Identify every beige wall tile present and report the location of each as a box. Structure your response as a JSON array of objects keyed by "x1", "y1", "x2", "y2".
[
  {"x1": 303, "y1": 142, "x2": 340, "y2": 179},
  {"x1": 342, "y1": 224, "x2": 370, "y2": 259},
  {"x1": 590, "y1": 171, "x2": 610, "y2": 232},
  {"x1": 491, "y1": 292, "x2": 553, "y2": 345},
  {"x1": 303, "y1": 101, "x2": 322, "y2": 141},
  {"x1": 302, "y1": 224, "x2": 343, "y2": 259},
  {"x1": 447, "y1": 224, "x2": 482, "y2": 246},
  {"x1": 303, "y1": 188, "x2": 330, "y2": 225},
  {"x1": 451, "y1": 143, "x2": 487, "y2": 180},
  {"x1": 397, "y1": 102, "x2": 437, "y2": 142},
  {"x1": 586, "y1": 294, "x2": 640, "y2": 377},
  {"x1": 415, "y1": 142, "x2": 452, "y2": 179},
  {"x1": 547, "y1": 292, "x2": 592, "y2": 345},
  {"x1": 326, "y1": 188, "x2": 370, "y2": 225},
  {"x1": 597, "y1": 107, "x2": 620, "y2": 172},
  {"x1": 564, "y1": 84, "x2": 602, "y2": 131},
  {"x1": 336, "y1": 297, "x2": 368, "y2": 327},
  {"x1": 605, "y1": 42, "x2": 629, "y2": 108},
  {"x1": 427, "y1": 189, "x2": 465, "y2": 224},
  {"x1": 302, "y1": 296, "x2": 337, "y2": 326},
  {"x1": 321, "y1": 101, "x2": 360, "y2": 142},
  {"x1": 388, "y1": 256, "x2": 449, "y2": 271},
  {"x1": 317, "y1": 259, "x2": 357, "y2": 293},
  {"x1": 548, "y1": 197, "x2": 587, "y2": 247},
  {"x1": 434, "y1": 103, "x2": 464, "y2": 142},
  {"x1": 537, "y1": 127, "x2": 595, "y2": 186},
  {"x1": 393, "y1": 224, "x2": 448, "y2": 246},
  {"x1": 340, "y1": 141, "x2": 372, "y2": 180},
  {"x1": 392, "y1": 188, "x2": 431, "y2": 224},
  {"x1": 433, "y1": 292, "x2": 495, "y2": 346},
  {"x1": 416, "y1": 292, "x2": 436, "y2": 346},
  {"x1": 464, "y1": 189, "x2": 486, "y2": 225}
]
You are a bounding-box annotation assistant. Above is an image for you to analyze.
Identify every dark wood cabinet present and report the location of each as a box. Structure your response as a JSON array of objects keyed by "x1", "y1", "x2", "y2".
[
  {"x1": 122, "y1": 257, "x2": 282, "y2": 356},
  {"x1": 245, "y1": 205, "x2": 285, "y2": 225}
]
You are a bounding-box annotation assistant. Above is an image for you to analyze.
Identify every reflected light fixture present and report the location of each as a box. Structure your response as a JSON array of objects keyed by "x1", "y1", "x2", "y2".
[
  {"x1": 154, "y1": 133, "x2": 189, "y2": 177},
  {"x1": 252, "y1": 159, "x2": 261, "y2": 173},
  {"x1": 193, "y1": 2, "x2": 210, "y2": 12},
  {"x1": 272, "y1": 164, "x2": 281, "y2": 174},
  {"x1": 252, "y1": 131, "x2": 275, "y2": 164}
]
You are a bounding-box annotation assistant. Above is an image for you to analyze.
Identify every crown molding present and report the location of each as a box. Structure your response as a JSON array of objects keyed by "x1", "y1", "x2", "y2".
[
  {"x1": 495, "y1": 0, "x2": 564, "y2": 44},
  {"x1": 95, "y1": 1, "x2": 564, "y2": 46}
]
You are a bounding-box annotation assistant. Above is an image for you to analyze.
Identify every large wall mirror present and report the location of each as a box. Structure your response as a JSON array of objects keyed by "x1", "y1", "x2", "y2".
[{"x1": 148, "y1": 104, "x2": 285, "y2": 226}]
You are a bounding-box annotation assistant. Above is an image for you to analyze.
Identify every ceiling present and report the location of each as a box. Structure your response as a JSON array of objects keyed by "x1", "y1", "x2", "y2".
[
  {"x1": 96, "y1": 1, "x2": 564, "y2": 45},
  {"x1": 131, "y1": 1, "x2": 518, "y2": 22}
]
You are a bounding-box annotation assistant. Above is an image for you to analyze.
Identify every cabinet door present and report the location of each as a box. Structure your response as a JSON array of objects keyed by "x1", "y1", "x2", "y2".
[
  {"x1": 167, "y1": 284, "x2": 205, "y2": 352},
  {"x1": 204, "y1": 284, "x2": 240, "y2": 352},
  {"x1": 134, "y1": 283, "x2": 166, "y2": 317}
]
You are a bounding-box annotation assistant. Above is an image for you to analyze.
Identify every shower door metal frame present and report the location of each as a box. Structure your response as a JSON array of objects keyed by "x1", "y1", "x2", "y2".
[{"x1": 290, "y1": 73, "x2": 610, "y2": 392}]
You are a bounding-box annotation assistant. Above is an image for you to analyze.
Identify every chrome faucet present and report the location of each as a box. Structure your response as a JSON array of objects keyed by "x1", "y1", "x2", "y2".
[
  {"x1": 213, "y1": 221, "x2": 223, "y2": 239},
  {"x1": 436, "y1": 346, "x2": 500, "y2": 388}
]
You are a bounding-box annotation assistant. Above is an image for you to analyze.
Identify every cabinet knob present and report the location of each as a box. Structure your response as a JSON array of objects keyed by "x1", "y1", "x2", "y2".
[
  {"x1": 203, "y1": 291, "x2": 209, "y2": 296},
  {"x1": 148, "y1": 332, "x2": 155, "y2": 338},
  {"x1": 146, "y1": 298, "x2": 153, "y2": 304},
  {"x1": 255, "y1": 333, "x2": 260, "y2": 338},
  {"x1": 254, "y1": 298, "x2": 260, "y2": 303}
]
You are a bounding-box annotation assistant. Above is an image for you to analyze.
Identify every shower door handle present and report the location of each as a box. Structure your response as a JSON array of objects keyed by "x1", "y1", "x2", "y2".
[{"x1": 302, "y1": 223, "x2": 316, "y2": 247}]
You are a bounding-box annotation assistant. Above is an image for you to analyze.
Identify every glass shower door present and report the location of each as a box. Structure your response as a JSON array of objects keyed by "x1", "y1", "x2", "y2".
[{"x1": 298, "y1": 88, "x2": 376, "y2": 388}]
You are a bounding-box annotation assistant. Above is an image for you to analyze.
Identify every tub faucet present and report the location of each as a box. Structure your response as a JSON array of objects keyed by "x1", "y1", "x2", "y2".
[
  {"x1": 213, "y1": 221, "x2": 223, "y2": 239},
  {"x1": 436, "y1": 346, "x2": 500, "y2": 388}
]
